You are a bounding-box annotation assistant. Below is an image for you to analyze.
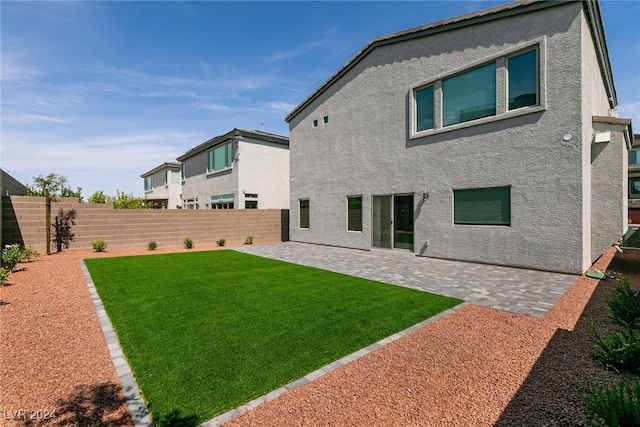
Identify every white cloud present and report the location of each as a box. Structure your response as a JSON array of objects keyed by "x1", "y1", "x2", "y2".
[{"x1": 1, "y1": 112, "x2": 72, "y2": 125}]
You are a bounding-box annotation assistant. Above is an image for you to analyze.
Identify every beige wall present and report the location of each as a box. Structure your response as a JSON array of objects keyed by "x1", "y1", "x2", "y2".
[{"x1": 2, "y1": 196, "x2": 288, "y2": 253}]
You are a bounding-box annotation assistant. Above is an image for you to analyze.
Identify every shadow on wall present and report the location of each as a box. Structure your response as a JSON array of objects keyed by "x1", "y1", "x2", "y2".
[{"x1": 1, "y1": 196, "x2": 25, "y2": 248}]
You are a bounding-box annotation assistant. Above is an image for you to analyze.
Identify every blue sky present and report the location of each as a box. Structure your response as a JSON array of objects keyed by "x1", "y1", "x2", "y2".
[{"x1": 2, "y1": 1, "x2": 639, "y2": 197}]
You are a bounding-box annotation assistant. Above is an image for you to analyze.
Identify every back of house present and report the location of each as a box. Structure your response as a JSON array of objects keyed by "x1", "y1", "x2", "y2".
[{"x1": 285, "y1": 0, "x2": 633, "y2": 274}]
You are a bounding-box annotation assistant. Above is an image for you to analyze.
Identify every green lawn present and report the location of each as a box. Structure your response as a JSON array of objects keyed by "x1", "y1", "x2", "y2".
[{"x1": 85, "y1": 250, "x2": 462, "y2": 425}]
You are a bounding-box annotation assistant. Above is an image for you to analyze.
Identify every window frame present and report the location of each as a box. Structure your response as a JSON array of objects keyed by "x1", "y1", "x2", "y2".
[
  {"x1": 410, "y1": 39, "x2": 545, "y2": 139},
  {"x1": 207, "y1": 142, "x2": 233, "y2": 173},
  {"x1": 506, "y1": 48, "x2": 539, "y2": 111},
  {"x1": 453, "y1": 186, "x2": 511, "y2": 226},
  {"x1": 144, "y1": 176, "x2": 153, "y2": 192},
  {"x1": 346, "y1": 196, "x2": 363, "y2": 232},
  {"x1": 299, "y1": 199, "x2": 310, "y2": 229},
  {"x1": 442, "y1": 61, "x2": 497, "y2": 127},
  {"x1": 414, "y1": 84, "x2": 435, "y2": 132}
]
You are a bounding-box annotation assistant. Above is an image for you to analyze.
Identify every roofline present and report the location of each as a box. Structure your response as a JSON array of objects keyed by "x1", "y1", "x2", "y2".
[
  {"x1": 177, "y1": 128, "x2": 289, "y2": 162},
  {"x1": 285, "y1": 0, "x2": 617, "y2": 123},
  {"x1": 140, "y1": 162, "x2": 182, "y2": 178}
]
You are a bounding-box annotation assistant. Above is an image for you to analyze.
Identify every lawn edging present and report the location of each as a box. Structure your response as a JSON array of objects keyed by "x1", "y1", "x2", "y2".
[{"x1": 80, "y1": 259, "x2": 153, "y2": 427}]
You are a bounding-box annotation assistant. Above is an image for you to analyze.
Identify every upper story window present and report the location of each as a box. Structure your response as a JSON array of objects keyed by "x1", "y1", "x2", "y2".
[
  {"x1": 507, "y1": 49, "x2": 538, "y2": 110},
  {"x1": 144, "y1": 176, "x2": 153, "y2": 191},
  {"x1": 443, "y1": 62, "x2": 496, "y2": 127},
  {"x1": 208, "y1": 142, "x2": 233, "y2": 172},
  {"x1": 181, "y1": 163, "x2": 186, "y2": 181},
  {"x1": 415, "y1": 85, "x2": 434, "y2": 132},
  {"x1": 170, "y1": 170, "x2": 180, "y2": 185},
  {"x1": 629, "y1": 151, "x2": 640, "y2": 165},
  {"x1": 412, "y1": 44, "x2": 542, "y2": 137}
]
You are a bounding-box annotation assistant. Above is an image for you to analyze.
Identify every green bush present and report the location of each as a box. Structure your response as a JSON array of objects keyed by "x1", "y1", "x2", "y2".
[
  {"x1": 584, "y1": 377, "x2": 640, "y2": 427},
  {"x1": 21, "y1": 246, "x2": 40, "y2": 262},
  {"x1": 244, "y1": 236, "x2": 253, "y2": 245},
  {"x1": 148, "y1": 241, "x2": 158, "y2": 251},
  {"x1": 91, "y1": 239, "x2": 108, "y2": 252},
  {"x1": 589, "y1": 321, "x2": 640, "y2": 373},
  {"x1": 0, "y1": 267, "x2": 10, "y2": 286},
  {"x1": 183, "y1": 238, "x2": 194, "y2": 249},
  {"x1": 2, "y1": 244, "x2": 24, "y2": 272},
  {"x1": 607, "y1": 277, "x2": 640, "y2": 328},
  {"x1": 216, "y1": 238, "x2": 225, "y2": 247}
]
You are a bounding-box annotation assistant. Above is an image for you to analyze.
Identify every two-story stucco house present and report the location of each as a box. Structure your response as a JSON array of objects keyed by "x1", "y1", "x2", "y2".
[
  {"x1": 177, "y1": 128, "x2": 289, "y2": 210},
  {"x1": 140, "y1": 162, "x2": 183, "y2": 209},
  {"x1": 285, "y1": 0, "x2": 633, "y2": 274}
]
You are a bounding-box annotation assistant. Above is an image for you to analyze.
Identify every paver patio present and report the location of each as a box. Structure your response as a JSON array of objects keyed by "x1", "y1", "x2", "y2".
[{"x1": 234, "y1": 242, "x2": 578, "y2": 317}]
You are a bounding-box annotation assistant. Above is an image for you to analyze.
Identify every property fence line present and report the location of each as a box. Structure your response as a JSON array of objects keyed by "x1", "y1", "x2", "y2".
[{"x1": 2, "y1": 196, "x2": 288, "y2": 253}]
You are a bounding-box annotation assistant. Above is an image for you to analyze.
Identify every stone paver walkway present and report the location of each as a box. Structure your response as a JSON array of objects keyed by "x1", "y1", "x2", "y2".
[{"x1": 234, "y1": 242, "x2": 577, "y2": 317}]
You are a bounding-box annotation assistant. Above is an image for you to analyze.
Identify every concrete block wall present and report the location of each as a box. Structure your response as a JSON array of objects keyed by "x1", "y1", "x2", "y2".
[{"x1": 2, "y1": 196, "x2": 288, "y2": 253}]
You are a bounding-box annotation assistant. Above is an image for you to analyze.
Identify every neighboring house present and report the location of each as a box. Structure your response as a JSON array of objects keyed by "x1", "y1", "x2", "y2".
[
  {"x1": 1, "y1": 169, "x2": 27, "y2": 196},
  {"x1": 141, "y1": 162, "x2": 182, "y2": 209},
  {"x1": 285, "y1": 0, "x2": 633, "y2": 274},
  {"x1": 177, "y1": 128, "x2": 289, "y2": 210},
  {"x1": 629, "y1": 135, "x2": 640, "y2": 223}
]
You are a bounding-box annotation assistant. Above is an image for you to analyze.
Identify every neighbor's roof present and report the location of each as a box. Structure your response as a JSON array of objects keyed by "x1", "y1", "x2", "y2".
[
  {"x1": 285, "y1": 0, "x2": 616, "y2": 122},
  {"x1": 177, "y1": 128, "x2": 289, "y2": 161},
  {"x1": 140, "y1": 162, "x2": 182, "y2": 178}
]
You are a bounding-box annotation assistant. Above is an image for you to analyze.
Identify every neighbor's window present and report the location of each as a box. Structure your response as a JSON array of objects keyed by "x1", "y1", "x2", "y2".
[
  {"x1": 507, "y1": 49, "x2": 538, "y2": 110},
  {"x1": 630, "y1": 178, "x2": 640, "y2": 197},
  {"x1": 144, "y1": 176, "x2": 153, "y2": 191},
  {"x1": 211, "y1": 193, "x2": 234, "y2": 209},
  {"x1": 347, "y1": 196, "x2": 363, "y2": 232},
  {"x1": 299, "y1": 199, "x2": 310, "y2": 229},
  {"x1": 442, "y1": 62, "x2": 496, "y2": 126},
  {"x1": 181, "y1": 163, "x2": 186, "y2": 181},
  {"x1": 171, "y1": 170, "x2": 180, "y2": 185},
  {"x1": 629, "y1": 151, "x2": 640, "y2": 165},
  {"x1": 454, "y1": 186, "x2": 510, "y2": 226},
  {"x1": 208, "y1": 142, "x2": 233, "y2": 172},
  {"x1": 415, "y1": 85, "x2": 434, "y2": 132}
]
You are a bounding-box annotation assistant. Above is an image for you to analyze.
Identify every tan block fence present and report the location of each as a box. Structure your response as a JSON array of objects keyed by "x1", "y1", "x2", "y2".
[{"x1": 2, "y1": 196, "x2": 289, "y2": 253}]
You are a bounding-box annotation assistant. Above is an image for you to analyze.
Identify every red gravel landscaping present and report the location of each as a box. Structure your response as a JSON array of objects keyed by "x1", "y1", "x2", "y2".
[{"x1": 1, "y1": 245, "x2": 636, "y2": 426}]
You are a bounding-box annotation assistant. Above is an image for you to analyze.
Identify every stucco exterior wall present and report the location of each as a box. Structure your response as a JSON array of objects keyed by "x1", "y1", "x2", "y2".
[
  {"x1": 289, "y1": 2, "x2": 596, "y2": 273},
  {"x1": 236, "y1": 139, "x2": 290, "y2": 209},
  {"x1": 181, "y1": 148, "x2": 238, "y2": 209}
]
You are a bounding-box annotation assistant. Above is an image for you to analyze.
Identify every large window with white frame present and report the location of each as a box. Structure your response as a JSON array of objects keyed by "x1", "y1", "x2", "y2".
[
  {"x1": 413, "y1": 45, "x2": 540, "y2": 135},
  {"x1": 208, "y1": 142, "x2": 233, "y2": 172}
]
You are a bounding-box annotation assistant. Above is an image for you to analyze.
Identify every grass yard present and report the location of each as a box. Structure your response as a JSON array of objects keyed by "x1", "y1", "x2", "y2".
[{"x1": 85, "y1": 250, "x2": 462, "y2": 425}]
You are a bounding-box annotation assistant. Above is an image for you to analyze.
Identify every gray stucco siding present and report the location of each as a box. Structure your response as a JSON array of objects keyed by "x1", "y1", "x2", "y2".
[{"x1": 289, "y1": 3, "x2": 596, "y2": 273}]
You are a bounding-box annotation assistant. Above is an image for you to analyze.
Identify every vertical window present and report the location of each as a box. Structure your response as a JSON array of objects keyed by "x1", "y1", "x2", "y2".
[
  {"x1": 209, "y1": 142, "x2": 233, "y2": 172},
  {"x1": 415, "y1": 85, "x2": 434, "y2": 132},
  {"x1": 454, "y1": 186, "x2": 511, "y2": 225},
  {"x1": 508, "y1": 49, "x2": 538, "y2": 110},
  {"x1": 313, "y1": 119, "x2": 318, "y2": 128},
  {"x1": 181, "y1": 163, "x2": 186, "y2": 181},
  {"x1": 347, "y1": 196, "x2": 363, "y2": 232},
  {"x1": 299, "y1": 199, "x2": 310, "y2": 229},
  {"x1": 630, "y1": 178, "x2": 640, "y2": 198},
  {"x1": 144, "y1": 176, "x2": 153, "y2": 191},
  {"x1": 323, "y1": 115, "x2": 329, "y2": 124},
  {"x1": 629, "y1": 151, "x2": 639, "y2": 165},
  {"x1": 443, "y1": 62, "x2": 496, "y2": 126},
  {"x1": 171, "y1": 170, "x2": 180, "y2": 185}
]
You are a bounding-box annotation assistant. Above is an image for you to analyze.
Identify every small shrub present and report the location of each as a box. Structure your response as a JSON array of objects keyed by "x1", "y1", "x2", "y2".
[
  {"x1": 0, "y1": 267, "x2": 10, "y2": 286},
  {"x1": 21, "y1": 246, "x2": 41, "y2": 262},
  {"x1": 584, "y1": 377, "x2": 640, "y2": 427},
  {"x1": 589, "y1": 321, "x2": 640, "y2": 373},
  {"x1": 2, "y1": 244, "x2": 24, "y2": 272},
  {"x1": 244, "y1": 236, "x2": 253, "y2": 245},
  {"x1": 607, "y1": 276, "x2": 640, "y2": 328},
  {"x1": 183, "y1": 238, "x2": 194, "y2": 249},
  {"x1": 91, "y1": 239, "x2": 108, "y2": 252},
  {"x1": 148, "y1": 241, "x2": 158, "y2": 251},
  {"x1": 216, "y1": 238, "x2": 225, "y2": 247}
]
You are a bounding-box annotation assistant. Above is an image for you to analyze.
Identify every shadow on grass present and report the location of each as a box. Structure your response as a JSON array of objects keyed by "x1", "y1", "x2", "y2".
[
  {"x1": 495, "y1": 253, "x2": 639, "y2": 427},
  {"x1": 154, "y1": 409, "x2": 200, "y2": 427}
]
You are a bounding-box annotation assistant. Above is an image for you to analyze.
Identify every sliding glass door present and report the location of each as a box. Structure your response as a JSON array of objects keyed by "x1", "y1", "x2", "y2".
[{"x1": 372, "y1": 194, "x2": 414, "y2": 251}]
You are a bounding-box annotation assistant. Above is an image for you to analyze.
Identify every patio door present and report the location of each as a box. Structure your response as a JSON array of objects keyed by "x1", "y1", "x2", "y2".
[{"x1": 372, "y1": 194, "x2": 414, "y2": 251}]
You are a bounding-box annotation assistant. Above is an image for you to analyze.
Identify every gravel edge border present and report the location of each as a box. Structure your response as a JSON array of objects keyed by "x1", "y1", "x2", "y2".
[{"x1": 80, "y1": 260, "x2": 153, "y2": 427}]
